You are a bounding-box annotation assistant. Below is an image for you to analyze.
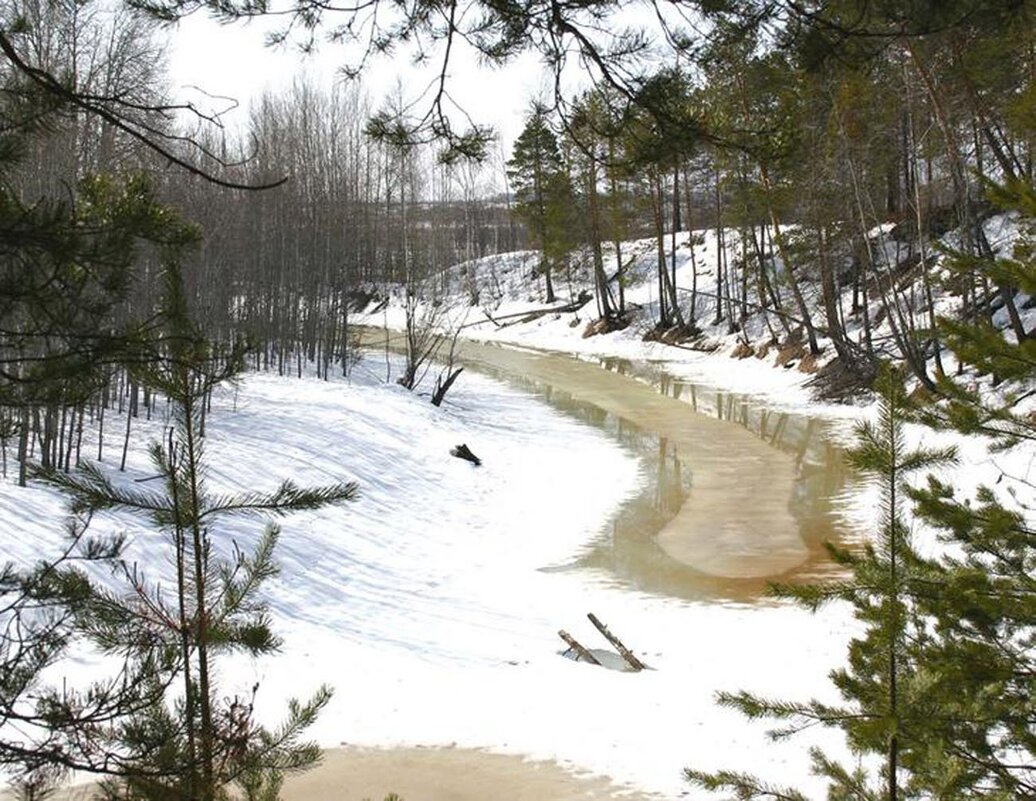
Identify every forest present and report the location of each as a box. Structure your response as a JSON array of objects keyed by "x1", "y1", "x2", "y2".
[{"x1": 1, "y1": 0, "x2": 1034, "y2": 799}]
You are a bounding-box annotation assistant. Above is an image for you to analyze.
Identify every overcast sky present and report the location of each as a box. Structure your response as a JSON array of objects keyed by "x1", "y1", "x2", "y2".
[{"x1": 166, "y1": 11, "x2": 551, "y2": 154}]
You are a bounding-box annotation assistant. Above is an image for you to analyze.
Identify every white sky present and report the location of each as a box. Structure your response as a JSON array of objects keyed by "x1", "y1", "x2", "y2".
[
  {"x1": 163, "y1": 4, "x2": 704, "y2": 172},
  {"x1": 166, "y1": 11, "x2": 552, "y2": 153}
]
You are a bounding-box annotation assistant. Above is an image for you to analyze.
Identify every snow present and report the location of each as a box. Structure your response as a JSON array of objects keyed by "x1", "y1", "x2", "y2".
[
  {"x1": 360, "y1": 220, "x2": 1033, "y2": 792},
  {"x1": 411, "y1": 218, "x2": 1034, "y2": 500},
  {"x1": 1, "y1": 349, "x2": 861, "y2": 799},
  {"x1": 384, "y1": 231, "x2": 840, "y2": 417},
  {"x1": 3, "y1": 218, "x2": 1033, "y2": 799}
]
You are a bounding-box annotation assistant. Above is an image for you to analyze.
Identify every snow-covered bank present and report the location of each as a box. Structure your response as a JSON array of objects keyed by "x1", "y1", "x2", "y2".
[
  {"x1": 391, "y1": 222, "x2": 1030, "y2": 426},
  {"x1": 10, "y1": 226, "x2": 1027, "y2": 798},
  {"x1": 379, "y1": 234, "x2": 863, "y2": 428},
  {"x1": 227, "y1": 361, "x2": 857, "y2": 798},
  {"x1": 1, "y1": 353, "x2": 857, "y2": 799},
  {"x1": 345, "y1": 228, "x2": 1035, "y2": 794},
  {"x1": 376, "y1": 228, "x2": 1033, "y2": 547}
]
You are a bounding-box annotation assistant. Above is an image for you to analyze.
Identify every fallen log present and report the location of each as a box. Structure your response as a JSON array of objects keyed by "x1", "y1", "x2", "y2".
[
  {"x1": 450, "y1": 443, "x2": 481, "y2": 466},
  {"x1": 558, "y1": 630, "x2": 600, "y2": 665},
  {"x1": 465, "y1": 292, "x2": 594, "y2": 330},
  {"x1": 587, "y1": 613, "x2": 646, "y2": 671}
]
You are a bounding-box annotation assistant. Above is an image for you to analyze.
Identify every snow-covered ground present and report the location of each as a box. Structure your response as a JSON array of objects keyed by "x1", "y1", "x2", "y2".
[
  {"x1": 3, "y1": 351, "x2": 860, "y2": 799},
  {"x1": 4, "y1": 221, "x2": 1031, "y2": 799},
  {"x1": 400, "y1": 220, "x2": 1032, "y2": 422},
  {"x1": 348, "y1": 224, "x2": 1031, "y2": 792},
  {"x1": 382, "y1": 236, "x2": 849, "y2": 424},
  {"x1": 377, "y1": 223, "x2": 1033, "y2": 546}
]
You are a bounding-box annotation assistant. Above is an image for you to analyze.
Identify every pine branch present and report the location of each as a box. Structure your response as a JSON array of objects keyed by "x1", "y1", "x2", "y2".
[
  {"x1": 769, "y1": 578, "x2": 864, "y2": 610},
  {"x1": 202, "y1": 481, "x2": 359, "y2": 519},
  {"x1": 212, "y1": 525, "x2": 280, "y2": 627},
  {"x1": 808, "y1": 749, "x2": 878, "y2": 801},
  {"x1": 684, "y1": 768, "x2": 809, "y2": 801},
  {"x1": 37, "y1": 463, "x2": 171, "y2": 519}
]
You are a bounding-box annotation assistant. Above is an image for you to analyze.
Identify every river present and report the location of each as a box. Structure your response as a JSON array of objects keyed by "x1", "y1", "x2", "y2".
[{"x1": 365, "y1": 329, "x2": 857, "y2": 604}]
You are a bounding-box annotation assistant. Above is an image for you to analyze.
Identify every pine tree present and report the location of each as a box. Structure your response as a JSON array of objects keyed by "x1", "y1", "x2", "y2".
[
  {"x1": 0, "y1": 169, "x2": 200, "y2": 487},
  {"x1": 37, "y1": 264, "x2": 359, "y2": 801},
  {"x1": 904, "y1": 479, "x2": 1036, "y2": 798},
  {"x1": 0, "y1": 178, "x2": 203, "y2": 783},
  {"x1": 899, "y1": 177, "x2": 1036, "y2": 798},
  {"x1": 507, "y1": 106, "x2": 575, "y2": 304},
  {"x1": 922, "y1": 177, "x2": 1035, "y2": 445},
  {"x1": 686, "y1": 367, "x2": 956, "y2": 800}
]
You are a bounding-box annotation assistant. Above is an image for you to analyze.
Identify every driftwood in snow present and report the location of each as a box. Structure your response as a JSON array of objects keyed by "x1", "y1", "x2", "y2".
[
  {"x1": 432, "y1": 366, "x2": 463, "y2": 407},
  {"x1": 558, "y1": 630, "x2": 601, "y2": 665},
  {"x1": 557, "y1": 613, "x2": 647, "y2": 672},
  {"x1": 450, "y1": 443, "x2": 481, "y2": 466},
  {"x1": 471, "y1": 292, "x2": 593, "y2": 330},
  {"x1": 587, "y1": 613, "x2": 646, "y2": 672}
]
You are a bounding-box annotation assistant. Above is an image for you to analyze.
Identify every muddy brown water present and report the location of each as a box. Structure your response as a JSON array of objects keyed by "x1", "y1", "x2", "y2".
[{"x1": 362, "y1": 330, "x2": 855, "y2": 604}]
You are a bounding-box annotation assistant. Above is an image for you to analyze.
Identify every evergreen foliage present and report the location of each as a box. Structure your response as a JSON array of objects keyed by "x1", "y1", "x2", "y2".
[
  {"x1": 506, "y1": 107, "x2": 576, "y2": 304},
  {"x1": 686, "y1": 367, "x2": 957, "y2": 800},
  {"x1": 0, "y1": 163, "x2": 201, "y2": 782},
  {"x1": 925, "y1": 178, "x2": 1036, "y2": 445},
  {"x1": 11, "y1": 265, "x2": 359, "y2": 799},
  {"x1": 0, "y1": 171, "x2": 197, "y2": 405},
  {"x1": 687, "y1": 179, "x2": 1035, "y2": 800},
  {"x1": 900, "y1": 176, "x2": 1036, "y2": 798}
]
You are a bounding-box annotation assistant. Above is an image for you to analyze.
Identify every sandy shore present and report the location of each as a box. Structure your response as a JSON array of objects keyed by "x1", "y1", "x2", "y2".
[
  {"x1": 38, "y1": 747, "x2": 658, "y2": 801},
  {"x1": 282, "y1": 747, "x2": 658, "y2": 801}
]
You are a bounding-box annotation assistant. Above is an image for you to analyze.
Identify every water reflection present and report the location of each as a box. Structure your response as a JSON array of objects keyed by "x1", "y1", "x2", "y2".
[
  {"x1": 363, "y1": 330, "x2": 858, "y2": 605},
  {"x1": 654, "y1": 437, "x2": 687, "y2": 516},
  {"x1": 579, "y1": 357, "x2": 855, "y2": 602},
  {"x1": 476, "y1": 358, "x2": 854, "y2": 603}
]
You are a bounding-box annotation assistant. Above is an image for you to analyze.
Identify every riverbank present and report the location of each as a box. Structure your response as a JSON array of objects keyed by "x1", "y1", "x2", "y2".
[
  {"x1": 1, "y1": 343, "x2": 857, "y2": 799},
  {"x1": 348, "y1": 237, "x2": 1033, "y2": 796},
  {"x1": 44, "y1": 748, "x2": 657, "y2": 801},
  {"x1": 375, "y1": 238, "x2": 1027, "y2": 563},
  {"x1": 282, "y1": 747, "x2": 658, "y2": 801}
]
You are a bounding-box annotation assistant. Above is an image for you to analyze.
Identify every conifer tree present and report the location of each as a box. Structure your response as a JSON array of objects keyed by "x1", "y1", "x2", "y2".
[
  {"x1": 900, "y1": 177, "x2": 1036, "y2": 798},
  {"x1": 923, "y1": 178, "x2": 1035, "y2": 445},
  {"x1": 687, "y1": 176, "x2": 1035, "y2": 799},
  {"x1": 507, "y1": 107, "x2": 575, "y2": 304},
  {"x1": 0, "y1": 169, "x2": 200, "y2": 483},
  {"x1": 686, "y1": 367, "x2": 956, "y2": 800},
  {"x1": 1, "y1": 185, "x2": 203, "y2": 783},
  {"x1": 38, "y1": 263, "x2": 359, "y2": 801}
]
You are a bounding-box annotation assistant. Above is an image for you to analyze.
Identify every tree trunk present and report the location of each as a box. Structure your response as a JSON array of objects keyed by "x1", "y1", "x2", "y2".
[
  {"x1": 17, "y1": 406, "x2": 29, "y2": 487},
  {"x1": 713, "y1": 167, "x2": 724, "y2": 326},
  {"x1": 587, "y1": 159, "x2": 614, "y2": 319},
  {"x1": 653, "y1": 174, "x2": 669, "y2": 326}
]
